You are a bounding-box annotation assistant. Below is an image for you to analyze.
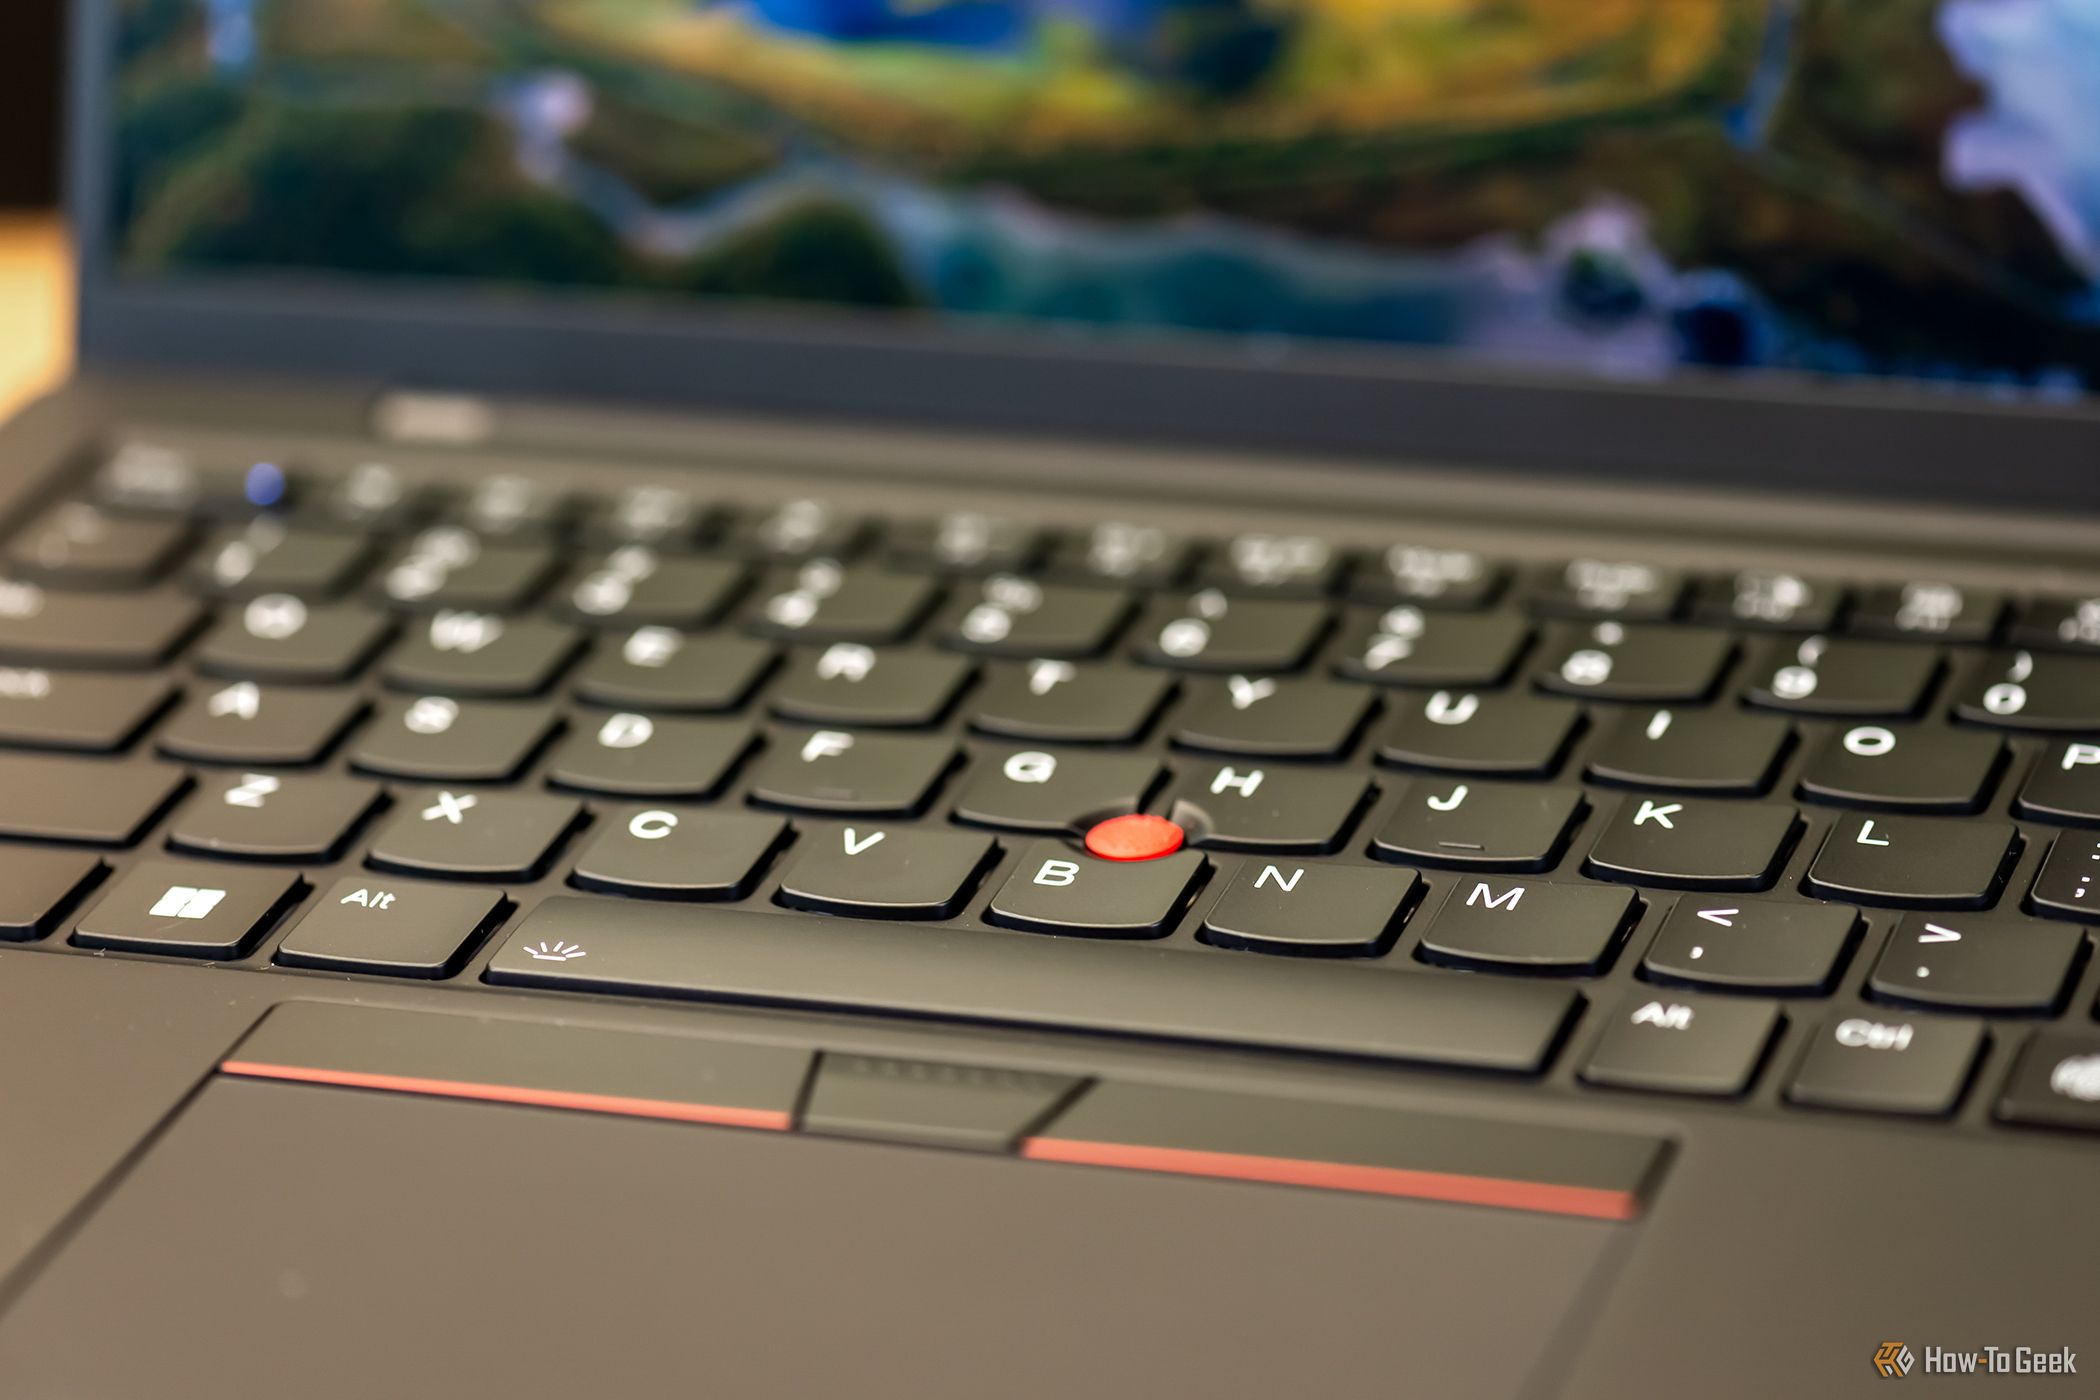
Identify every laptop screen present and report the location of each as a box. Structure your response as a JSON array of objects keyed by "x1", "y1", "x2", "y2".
[{"x1": 108, "y1": 1, "x2": 2100, "y2": 401}]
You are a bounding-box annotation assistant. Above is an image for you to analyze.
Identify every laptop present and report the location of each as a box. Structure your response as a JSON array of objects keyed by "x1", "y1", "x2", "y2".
[{"x1": 0, "y1": 2, "x2": 2093, "y2": 1394}]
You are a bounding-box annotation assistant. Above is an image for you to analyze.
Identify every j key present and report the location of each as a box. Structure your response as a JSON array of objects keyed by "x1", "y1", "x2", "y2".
[
  {"x1": 308, "y1": 462, "x2": 428, "y2": 533},
  {"x1": 193, "y1": 595, "x2": 393, "y2": 683},
  {"x1": 1585, "y1": 707, "x2": 1790, "y2": 794},
  {"x1": 580, "y1": 486, "x2": 709, "y2": 548},
  {"x1": 1351, "y1": 545, "x2": 1503, "y2": 609},
  {"x1": 886, "y1": 512, "x2": 1041, "y2": 575},
  {"x1": 553, "y1": 549, "x2": 746, "y2": 629},
  {"x1": 1796, "y1": 722, "x2": 2002, "y2": 812},
  {"x1": 0, "y1": 848, "x2": 104, "y2": 940},
  {"x1": 1950, "y1": 649, "x2": 2100, "y2": 731},
  {"x1": 728, "y1": 499, "x2": 867, "y2": 561},
  {"x1": 275, "y1": 878, "x2": 506, "y2": 979},
  {"x1": 571, "y1": 628, "x2": 774, "y2": 712},
  {"x1": 939, "y1": 576, "x2": 1132, "y2": 658},
  {"x1": 1416, "y1": 878, "x2": 1638, "y2": 974},
  {"x1": 768, "y1": 645, "x2": 972, "y2": 728},
  {"x1": 371, "y1": 528, "x2": 556, "y2": 612},
  {"x1": 1333, "y1": 607, "x2": 1529, "y2": 688},
  {"x1": 1996, "y1": 1032, "x2": 2100, "y2": 1131},
  {"x1": 2025, "y1": 832, "x2": 2100, "y2": 921},
  {"x1": 382, "y1": 612, "x2": 581, "y2": 697},
  {"x1": 1529, "y1": 559, "x2": 1684, "y2": 621},
  {"x1": 1580, "y1": 992, "x2": 1780, "y2": 1097},
  {"x1": 988, "y1": 840, "x2": 1207, "y2": 938},
  {"x1": 1170, "y1": 676, "x2": 1372, "y2": 758},
  {"x1": 750, "y1": 562, "x2": 939, "y2": 644},
  {"x1": 777, "y1": 825, "x2": 997, "y2": 919},
  {"x1": 366, "y1": 789, "x2": 582, "y2": 880},
  {"x1": 1200, "y1": 862, "x2": 1419, "y2": 958},
  {"x1": 951, "y1": 748, "x2": 1160, "y2": 833},
  {"x1": 1583, "y1": 798, "x2": 1799, "y2": 890},
  {"x1": 5, "y1": 502, "x2": 188, "y2": 587},
  {"x1": 1852, "y1": 580, "x2": 2006, "y2": 643},
  {"x1": 1692, "y1": 570, "x2": 1843, "y2": 632},
  {"x1": 1048, "y1": 522, "x2": 1194, "y2": 587},
  {"x1": 545, "y1": 713, "x2": 753, "y2": 799},
  {"x1": 350, "y1": 697, "x2": 557, "y2": 783},
  {"x1": 569, "y1": 807, "x2": 788, "y2": 901},
  {"x1": 453, "y1": 475, "x2": 572, "y2": 538},
  {"x1": 1868, "y1": 913, "x2": 2084, "y2": 1013},
  {"x1": 156, "y1": 682, "x2": 363, "y2": 766},
  {"x1": 1375, "y1": 690, "x2": 1581, "y2": 777},
  {"x1": 1641, "y1": 899, "x2": 1859, "y2": 993},
  {"x1": 747, "y1": 729, "x2": 955, "y2": 816},
  {"x1": 1370, "y1": 780, "x2": 1584, "y2": 872},
  {"x1": 188, "y1": 520, "x2": 368, "y2": 599},
  {"x1": 966, "y1": 660, "x2": 1171, "y2": 744},
  {"x1": 0, "y1": 755, "x2": 186, "y2": 845},
  {"x1": 2014, "y1": 594, "x2": 2100, "y2": 652},
  {"x1": 2016, "y1": 741, "x2": 2100, "y2": 825},
  {"x1": 1740, "y1": 635, "x2": 1939, "y2": 717},
  {"x1": 1787, "y1": 1016, "x2": 1984, "y2": 1117},
  {"x1": 166, "y1": 772, "x2": 382, "y2": 861},
  {"x1": 0, "y1": 669, "x2": 171, "y2": 751},
  {"x1": 1132, "y1": 591, "x2": 1327, "y2": 673},
  {"x1": 1803, "y1": 814, "x2": 2017, "y2": 908},
  {"x1": 1164, "y1": 763, "x2": 1368, "y2": 854},
  {"x1": 1201, "y1": 533, "x2": 1340, "y2": 596},
  {"x1": 0, "y1": 581, "x2": 202, "y2": 669},
  {"x1": 1534, "y1": 623, "x2": 1732, "y2": 702},
  {"x1": 72, "y1": 860, "x2": 301, "y2": 959}
]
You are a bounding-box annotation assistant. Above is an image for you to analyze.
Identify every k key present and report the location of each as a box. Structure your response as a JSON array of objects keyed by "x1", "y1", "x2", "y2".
[{"x1": 1582, "y1": 798, "x2": 1799, "y2": 891}]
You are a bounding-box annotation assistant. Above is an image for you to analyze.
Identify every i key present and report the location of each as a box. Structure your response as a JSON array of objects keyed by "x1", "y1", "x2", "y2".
[
  {"x1": 1868, "y1": 913, "x2": 2084, "y2": 1013},
  {"x1": 777, "y1": 825, "x2": 997, "y2": 920},
  {"x1": 1370, "y1": 780, "x2": 1584, "y2": 872},
  {"x1": 1585, "y1": 707, "x2": 1790, "y2": 794},
  {"x1": 1582, "y1": 798, "x2": 1799, "y2": 891},
  {"x1": 1416, "y1": 879, "x2": 1638, "y2": 974},
  {"x1": 1804, "y1": 814, "x2": 2018, "y2": 908}
]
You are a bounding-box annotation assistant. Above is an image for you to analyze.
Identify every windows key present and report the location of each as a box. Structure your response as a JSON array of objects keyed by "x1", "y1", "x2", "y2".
[{"x1": 73, "y1": 860, "x2": 303, "y2": 960}]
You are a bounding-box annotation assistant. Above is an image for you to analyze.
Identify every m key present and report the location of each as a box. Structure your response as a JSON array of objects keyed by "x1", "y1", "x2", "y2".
[
  {"x1": 1415, "y1": 879, "x2": 1638, "y2": 974},
  {"x1": 1582, "y1": 798, "x2": 1799, "y2": 891}
]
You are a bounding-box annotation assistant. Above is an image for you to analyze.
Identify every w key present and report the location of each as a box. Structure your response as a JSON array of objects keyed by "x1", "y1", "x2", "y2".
[{"x1": 1583, "y1": 798, "x2": 1799, "y2": 891}]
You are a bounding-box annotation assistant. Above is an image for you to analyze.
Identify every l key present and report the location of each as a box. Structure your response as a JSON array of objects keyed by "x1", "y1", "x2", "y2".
[{"x1": 1804, "y1": 814, "x2": 2018, "y2": 908}]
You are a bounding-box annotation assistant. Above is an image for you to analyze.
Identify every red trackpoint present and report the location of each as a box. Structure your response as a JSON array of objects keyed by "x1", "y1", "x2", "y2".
[{"x1": 1084, "y1": 814, "x2": 1185, "y2": 861}]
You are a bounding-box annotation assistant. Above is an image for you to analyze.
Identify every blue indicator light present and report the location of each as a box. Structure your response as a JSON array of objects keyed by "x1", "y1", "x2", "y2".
[{"x1": 244, "y1": 461, "x2": 286, "y2": 509}]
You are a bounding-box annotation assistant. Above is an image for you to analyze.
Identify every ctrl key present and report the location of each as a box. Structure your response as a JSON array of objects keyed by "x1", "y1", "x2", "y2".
[
  {"x1": 1997, "y1": 1032, "x2": 2100, "y2": 1132},
  {"x1": 1787, "y1": 1016, "x2": 1985, "y2": 1117}
]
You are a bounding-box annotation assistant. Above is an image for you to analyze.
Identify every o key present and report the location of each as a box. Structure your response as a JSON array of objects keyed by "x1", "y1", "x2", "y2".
[{"x1": 1085, "y1": 813, "x2": 1185, "y2": 862}]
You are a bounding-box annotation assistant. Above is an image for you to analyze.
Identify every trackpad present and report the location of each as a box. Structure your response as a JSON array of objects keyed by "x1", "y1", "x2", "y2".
[{"x1": 0, "y1": 1080, "x2": 1627, "y2": 1399}]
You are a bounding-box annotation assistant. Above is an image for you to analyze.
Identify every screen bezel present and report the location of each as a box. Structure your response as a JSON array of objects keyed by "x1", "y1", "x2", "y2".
[{"x1": 67, "y1": 0, "x2": 2100, "y2": 510}]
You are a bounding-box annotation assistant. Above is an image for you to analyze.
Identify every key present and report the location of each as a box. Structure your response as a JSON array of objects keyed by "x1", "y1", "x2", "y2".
[
  {"x1": 1787, "y1": 1016, "x2": 1985, "y2": 1117},
  {"x1": 453, "y1": 475, "x2": 572, "y2": 539},
  {"x1": 307, "y1": 461, "x2": 428, "y2": 533},
  {"x1": 777, "y1": 825, "x2": 997, "y2": 919},
  {"x1": 569, "y1": 807, "x2": 788, "y2": 901},
  {"x1": 1534, "y1": 622, "x2": 1732, "y2": 702},
  {"x1": 73, "y1": 860, "x2": 301, "y2": 959},
  {"x1": 2030, "y1": 832, "x2": 2100, "y2": 920},
  {"x1": 1529, "y1": 559, "x2": 1684, "y2": 620},
  {"x1": 371, "y1": 528, "x2": 555, "y2": 612},
  {"x1": 1202, "y1": 532, "x2": 1340, "y2": 597},
  {"x1": 545, "y1": 713, "x2": 753, "y2": 798},
  {"x1": 350, "y1": 697, "x2": 557, "y2": 783},
  {"x1": 0, "y1": 581, "x2": 202, "y2": 669},
  {"x1": 1164, "y1": 763, "x2": 1369, "y2": 853},
  {"x1": 554, "y1": 549, "x2": 745, "y2": 630},
  {"x1": 2016, "y1": 740, "x2": 2100, "y2": 825},
  {"x1": 1867, "y1": 912, "x2": 2083, "y2": 1013},
  {"x1": 167, "y1": 772, "x2": 383, "y2": 861},
  {"x1": 728, "y1": 499, "x2": 866, "y2": 560},
  {"x1": 382, "y1": 612, "x2": 582, "y2": 696},
  {"x1": 156, "y1": 682, "x2": 363, "y2": 766},
  {"x1": 1950, "y1": 649, "x2": 2100, "y2": 731},
  {"x1": 0, "y1": 669, "x2": 171, "y2": 751},
  {"x1": 193, "y1": 595, "x2": 394, "y2": 683},
  {"x1": 367, "y1": 789, "x2": 582, "y2": 880},
  {"x1": 1580, "y1": 992, "x2": 1780, "y2": 1096},
  {"x1": 276, "y1": 878, "x2": 506, "y2": 978},
  {"x1": 1132, "y1": 590, "x2": 1327, "y2": 673},
  {"x1": 1852, "y1": 580, "x2": 2006, "y2": 642},
  {"x1": 1582, "y1": 798, "x2": 1799, "y2": 890},
  {"x1": 1048, "y1": 522, "x2": 1194, "y2": 587},
  {"x1": 951, "y1": 748, "x2": 1159, "y2": 833},
  {"x1": 1692, "y1": 570, "x2": 1843, "y2": 632},
  {"x1": 1804, "y1": 814, "x2": 2017, "y2": 908},
  {"x1": 2014, "y1": 593, "x2": 2100, "y2": 653},
  {"x1": 188, "y1": 520, "x2": 368, "y2": 599},
  {"x1": 747, "y1": 729, "x2": 955, "y2": 815},
  {"x1": 967, "y1": 660, "x2": 1171, "y2": 744},
  {"x1": 1996, "y1": 1032, "x2": 2100, "y2": 1131},
  {"x1": 1796, "y1": 722, "x2": 2002, "y2": 812},
  {"x1": 1641, "y1": 899, "x2": 1859, "y2": 993},
  {"x1": 0, "y1": 751, "x2": 186, "y2": 844},
  {"x1": 767, "y1": 644, "x2": 972, "y2": 728},
  {"x1": 938, "y1": 576, "x2": 1132, "y2": 658},
  {"x1": 886, "y1": 512, "x2": 1041, "y2": 575},
  {"x1": 1332, "y1": 607, "x2": 1528, "y2": 688},
  {"x1": 748, "y1": 561, "x2": 939, "y2": 644},
  {"x1": 571, "y1": 628, "x2": 774, "y2": 712},
  {"x1": 1351, "y1": 544, "x2": 1503, "y2": 608},
  {"x1": 1416, "y1": 879, "x2": 1638, "y2": 973},
  {"x1": 988, "y1": 841, "x2": 1206, "y2": 938},
  {"x1": 6, "y1": 502, "x2": 189, "y2": 587},
  {"x1": 1201, "y1": 861, "x2": 1418, "y2": 958},
  {"x1": 0, "y1": 849, "x2": 103, "y2": 941},
  {"x1": 93, "y1": 445, "x2": 295, "y2": 518},
  {"x1": 1369, "y1": 780, "x2": 1584, "y2": 871},
  {"x1": 1374, "y1": 690, "x2": 1581, "y2": 777},
  {"x1": 1170, "y1": 675, "x2": 1372, "y2": 758},
  {"x1": 1585, "y1": 707, "x2": 1790, "y2": 794},
  {"x1": 580, "y1": 486, "x2": 710, "y2": 549},
  {"x1": 1740, "y1": 634, "x2": 1939, "y2": 717}
]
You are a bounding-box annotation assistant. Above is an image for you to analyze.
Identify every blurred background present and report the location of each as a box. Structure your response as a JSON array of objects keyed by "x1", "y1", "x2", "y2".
[
  {"x1": 0, "y1": 0, "x2": 62, "y2": 209},
  {"x1": 0, "y1": 0, "x2": 68, "y2": 418}
]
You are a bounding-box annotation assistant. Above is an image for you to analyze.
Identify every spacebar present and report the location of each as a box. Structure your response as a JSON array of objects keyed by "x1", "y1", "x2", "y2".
[{"x1": 486, "y1": 900, "x2": 1580, "y2": 1073}]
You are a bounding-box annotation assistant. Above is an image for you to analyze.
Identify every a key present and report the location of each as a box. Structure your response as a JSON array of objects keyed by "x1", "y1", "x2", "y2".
[
  {"x1": 275, "y1": 878, "x2": 506, "y2": 978},
  {"x1": 1582, "y1": 798, "x2": 1799, "y2": 890},
  {"x1": 886, "y1": 512, "x2": 1041, "y2": 575},
  {"x1": 166, "y1": 772, "x2": 382, "y2": 861},
  {"x1": 1350, "y1": 545, "x2": 1504, "y2": 609},
  {"x1": 2016, "y1": 740, "x2": 2100, "y2": 825},
  {"x1": 1169, "y1": 675, "x2": 1372, "y2": 758},
  {"x1": 72, "y1": 860, "x2": 302, "y2": 960},
  {"x1": 0, "y1": 581, "x2": 203, "y2": 669},
  {"x1": 1585, "y1": 707, "x2": 1791, "y2": 794},
  {"x1": 1803, "y1": 813, "x2": 2017, "y2": 908},
  {"x1": 571, "y1": 628, "x2": 775, "y2": 712},
  {"x1": 1200, "y1": 862, "x2": 1418, "y2": 957},
  {"x1": 307, "y1": 461, "x2": 429, "y2": 534},
  {"x1": 366, "y1": 789, "x2": 582, "y2": 880},
  {"x1": 193, "y1": 595, "x2": 394, "y2": 683},
  {"x1": 569, "y1": 807, "x2": 788, "y2": 901},
  {"x1": 188, "y1": 520, "x2": 369, "y2": 599},
  {"x1": 1529, "y1": 559, "x2": 1684, "y2": 620},
  {"x1": 2013, "y1": 594, "x2": 2100, "y2": 653},
  {"x1": 371, "y1": 528, "x2": 556, "y2": 612},
  {"x1": 1375, "y1": 690, "x2": 1582, "y2": 777},
  {"x1": 1131, "y1": 590, "x2": 1327, "y2": 673},
  {"x1": 1796, "y1": 722, "x2": 2002, "y2": 812},
  {"x1": 1048, "y1": 522, "x2": 1194, "y2": 587},
  {"x1": 349, "y1": 697, "x2": 557, "y2": 783},
  {"x1": 728, "y1": 499, "x2": 867, "y2": 560},
  {"x1": 1950, "y1": 649, "x2": 2100, "y2": 731},
  {"x1": 966, "y1": 660, "x2": 1171, "y2": 744},
  {"x1": 1369, "y1": 780, "x2": 1584, "y2": 871},
  {"x1": 155, "y1": 682, "x2": 363, "y2": 766},
  {"x1": 951, "y1": 748, "x2": 1160, "y2": 833},
  {"x1": 1641, "y1": 899, "x2": 1859, "y2": 993},
  {"x1": 1534, "y1": 622, "x2": 1732, "y2": 702},
  {"x1": 1996, "y1": 1032, "x2": 2100, "y2": 1131},
  {"x1": 1163, "y1": 763, "x2": 1369, "y2": 853},
  {"x1": 1692, "y1": 570, "x2": 1844, "y2": 632},
  {"x1": 1580, "y1": 992, "x2": 1780, "y2": 1096},
  {"x1": 1332, "y1": 607, "x2": 1529, "y2": 687},
  {"x1": 545, "y1": 713, "x2": 753, "y2": 798},
  {"x1": 382, "y1": 612, "x2": 582, "y2": 697},
  {"x1": 0, "y1": 849, "x2": 104, "y2": 941},
  {"x1": 1416, "y1": 878, "x2": 1638, "y2": 974},
  {"x1": 0, "y1": 755, "x2": 186, "y2": 845},
  {"x1": 2029, "y1": 832, "x2": 2100, "y2": 921},
  {"x1": 0, "y1": 669, "x2": 171, "y2": 751},
  {"x1": 552, "y1": 549, "x2": 746, "y2": 629},
  {"x1": 938, "y1": 576, "x2": 1132, "y2": 658},
  {"x1": 767, "y1": 644, "x2": 972, "y2": 728},
  {"x1": 1851, "y1": 580, "x2": 2006, "y2": 643},
  {"x1": 580, "y1": 486, "x2": 710, "y2": 549},
  {"x1": 1740, "y1": 634, "x2": 1939, "y2": 717},
  {"x1": 6, "y1": 502, "x2": 189, "y2": 587},
  {"x1": 1787, "y1": 1016, "x2": 1984, "y2": 1117},
  {"x1": 749, "y1": 562, "x2": 939, "y2": 644},
  {"x1": 746, "y1": 729, "x2": 955, "y2": 815},
  {"x1": 777, "y1": 825, "x2": 997, "y2": 919},
  {"x1": 453, "y1": 475, "x2": 572, "y2": 538},
  {"x1": 1201, "y1": 533, "x2": 1340, "y2": 596},
  {"x1": 988, "y1": 840, "x2": 1207, "y2": 938},
  {"x1": 1867, "y1": 913, "x2": 2083, "y2": 1013}
]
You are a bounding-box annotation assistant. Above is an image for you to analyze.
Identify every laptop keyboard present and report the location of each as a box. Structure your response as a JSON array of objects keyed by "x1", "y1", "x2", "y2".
[{"x1": 7, "y1": 441, "x2": 2100, "y2": 1134}]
